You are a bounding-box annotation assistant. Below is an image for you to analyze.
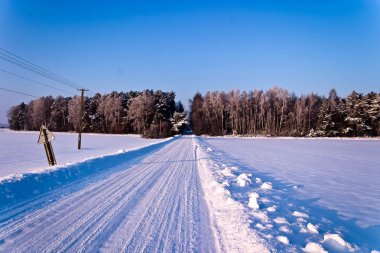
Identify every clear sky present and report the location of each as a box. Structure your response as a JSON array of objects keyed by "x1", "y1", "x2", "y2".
[{"x1": 0, "y1": 0, "x2": 379, "y2": 123}]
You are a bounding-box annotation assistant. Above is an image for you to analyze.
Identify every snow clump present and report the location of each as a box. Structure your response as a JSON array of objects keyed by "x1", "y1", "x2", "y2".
[
  {"x1": 261, "y1": 182, "x2": 272, "y2": 190},
  {"x1": 230, "y1": 166, "x2": 239, "y2": 171},
  {"x1": 323, "y1": 233, "x2": 353, "y2": 252},
  {"x1": 267, "y1": 205, "x2": 277, "y2": 212},
  {"x1": 248, "y1": 192, "x2": 260, "y2": 210},
  {"x1": 222, "y1": 180, "x2": 230, "y2": 187},
  {"x1": 276, "y1": 236, "x2": 289, "y2": 245},
  {"x1": 220, "y1": 167, "x2": 235, "y2": 177},
  {"x1": 236, "y1": 173, "x2": 252, "y2": 187},
  {"x1": 306, "y1": 223, "x2": 319, "y2": 234},
  {"x1": 279, "y1": 226, "x2": 292, "y2": 234},
  {"x1": 293, "y1": 211, "x2": 309, "y2": 218},
  {"x1": 302, "y1": 242, "x2": 327, "y2": 253},
  {"x1": 273, "y1": 217, "x2": 289, "y2": 224}
]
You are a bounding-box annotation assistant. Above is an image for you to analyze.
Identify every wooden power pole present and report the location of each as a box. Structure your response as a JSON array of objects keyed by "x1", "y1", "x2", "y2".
[{"x1": 78, "y1": 88, "x2": 88, "y2": 150}]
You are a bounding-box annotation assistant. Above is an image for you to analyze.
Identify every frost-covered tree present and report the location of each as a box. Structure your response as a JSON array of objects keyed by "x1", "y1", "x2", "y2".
[
  {"x1": 189, "y1": 88, "x2": 379, "y2": 137},
  {"x1": 189, "y1": 92, "x2": 205, "y2": 135},
  {"x1": 49, "y1": 96, "x2": 70, "y2": 131},
  {"x1": 7, "y1": 102, "x2": 27, "y2": 130},
  {"x1": 127, "y1": 90, "x2": 155, "y2": 136}
]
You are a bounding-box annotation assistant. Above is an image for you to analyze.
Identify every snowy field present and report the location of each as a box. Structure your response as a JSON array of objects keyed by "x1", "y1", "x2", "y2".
[
  {"x1": 0, "y1": 136, "x2": 268, "y2": 252},
  {"x1": 199, "y1": 136, "x2": 380, "y2": 252},
  {"x1": 1, "y1": 130, "x2": 379, "y2": 252},
  {"x1": 0, "y1": 129, "x2": 165, "y2": 180}
]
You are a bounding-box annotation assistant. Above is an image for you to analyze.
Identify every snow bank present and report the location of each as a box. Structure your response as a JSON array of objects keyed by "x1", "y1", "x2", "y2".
[
  {"x1": 195, "y1": 140, "x2": 270, "y2": 252},
  {"x1": 0, "y1": 129, "x2": 166, "y2": 180},
  {"x1": 202, "y1": 137, "x2": 380, "y2": 228},
  {"x1": 0, "y1": 137, "x2": 176, "y2": 207},
  {"x1": 201, "y1": 137, "x2": 380, "y2": 251}
]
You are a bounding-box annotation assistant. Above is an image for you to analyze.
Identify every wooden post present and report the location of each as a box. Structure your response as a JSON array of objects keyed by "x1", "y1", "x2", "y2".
[
  {"x1": 38, "y1": 125, "x2": 56, "y2": 166},
  {"x1": 77, "y1": 89, "x2": 88, "y2": 150}
]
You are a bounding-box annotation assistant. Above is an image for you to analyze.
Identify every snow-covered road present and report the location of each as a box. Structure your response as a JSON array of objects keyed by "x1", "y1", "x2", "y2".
[{"x1": 0, "y1": 137, "x2": 217, "y2": 252}]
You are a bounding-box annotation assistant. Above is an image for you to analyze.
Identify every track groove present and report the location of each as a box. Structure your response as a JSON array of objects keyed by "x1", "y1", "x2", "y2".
[{"x1": 0, "y1": 136, "x2": 216, "y2": 253}]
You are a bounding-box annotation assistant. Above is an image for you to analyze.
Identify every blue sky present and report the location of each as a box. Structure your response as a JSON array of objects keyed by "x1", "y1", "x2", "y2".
[{"x1": 0, "y1": 0, "x2": 379, "y2": 123}]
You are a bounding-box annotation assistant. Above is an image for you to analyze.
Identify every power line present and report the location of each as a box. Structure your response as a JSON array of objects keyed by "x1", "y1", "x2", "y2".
[
  {"x1": 0, "y1": 48, "x2": 83, "y2": 89},
  {"x1": 0, "y1": 68, "x2": 76, "y2": 96},
  {"x1": 0, "y1": 53, "x2": 82, "y2": 90},
  {"x1": 0, "y1": 48, "x2": 86, "y2": 90},
  {"x1": 0, "y1": 87, "x2": 38, "y2": 98}
]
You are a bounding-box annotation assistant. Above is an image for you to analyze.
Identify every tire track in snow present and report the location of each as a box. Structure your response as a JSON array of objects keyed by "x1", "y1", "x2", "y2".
[
  {"x1": 0, "y1": 136, "x2": 216, "y2": 253},
  {"x1": 3, "y1": 142, "x2": 182, "y2": 252}
]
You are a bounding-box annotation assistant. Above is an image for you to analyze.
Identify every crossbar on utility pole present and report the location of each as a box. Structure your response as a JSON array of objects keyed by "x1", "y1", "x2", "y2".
[{"x1": 78, "y1": 88, "x2": 89, "y2": 150}]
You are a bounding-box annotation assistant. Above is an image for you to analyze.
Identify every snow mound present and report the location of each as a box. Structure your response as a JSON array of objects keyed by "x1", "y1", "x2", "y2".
[
  {"x1": 251, "y1": 211, "x2": 270, "y2": 223},
  {"x1": 276, "y1": 236, "x2": 289, "y2": 245},
  {"x1": 261, "y1": 182, "x2": 272, "y2": 190},
  {"x1": 267, "y1": 205, "x2": 277, "y2": 212},
  {"x1": 297, "y1": 218, "x2": 307, "y2": 223},
  {"x1": 212, "y1": 182, "x2": 231, "y2": 196},
  {"x1": 248, "y1": 192, "x2": 260, "y2": 210},
  {"x1": 255, "y1": 223, "x2": 266, "y2": 230},
  {"x1": 220, "y1": 167, "x2": 234, "y2": 177},
  {"x1": 279, "y1": 226, "x2": 292, "y2": 234},
  {"x1": 299, "y1": 226, "x2": 308, "y2": 233},
  {"x1": 307, "y1": 223, "x2": 319, "y2": 234},
  {"x1": 293, "y1": 211, "x2": 309, "y2": 218},
  {"x1": 222, "y1": 180, "x2": 230, "y2": 187},
  {"x1": 237, "y1": 173, "x2": 252, "y2": 187},
  {"x1": 323, "y1": 233, "x2": 353, "y2": 252},
  {"x1": 273, "y1": 217, "x2": 289, "y2": 224},
  {"x1": 303, "y1": 242, "x2": 327, "y2": 253},
  {"x1": 196, "y1": 140, "x2": 270, "y2": 252}
]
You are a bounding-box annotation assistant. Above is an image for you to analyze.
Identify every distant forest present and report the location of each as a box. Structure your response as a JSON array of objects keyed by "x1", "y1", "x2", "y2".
[
  {"x1": 190, "y1": 87, "x2": 380, "y2": 137},
  {"x1": 7, "y1": 90, "x2": 187, "y2": 138},
  {"x1": 7, "y1": 87, "x2": 380, "y2": 138}
]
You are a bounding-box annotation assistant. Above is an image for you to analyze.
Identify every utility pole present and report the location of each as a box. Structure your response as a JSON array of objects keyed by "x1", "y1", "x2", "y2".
[{"x1": 78, "y1": 88, "x2": 88, "y2": 150}]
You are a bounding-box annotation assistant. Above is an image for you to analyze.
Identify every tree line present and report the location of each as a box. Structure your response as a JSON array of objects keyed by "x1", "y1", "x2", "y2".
[
  {"x1": 7, "y1": 90, "x2": 187, "y2": 138},
  {"x1": 190, "y1": 87, "x2": 380, "y2": 137}
]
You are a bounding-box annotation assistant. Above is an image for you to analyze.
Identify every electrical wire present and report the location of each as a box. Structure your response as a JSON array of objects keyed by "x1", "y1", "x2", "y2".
[
  {"x1": 0, "y1": 48, "x2": 83, "y2": 89},
  {"x1": 0, "y1": 48, "x2": 86, "y2": 90},
  {"x1": 0, "y1": 87, "x2": 38, "y2": 98},
  {"x1": 0, "y1": 68, "x2": 76, "y2": 96},
  {"x1": 0, "y1": 54, "x2": 81, "y2": 90}
]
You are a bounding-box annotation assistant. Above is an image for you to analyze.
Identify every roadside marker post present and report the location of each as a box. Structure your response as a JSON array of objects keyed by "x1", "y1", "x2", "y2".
[
  {"x1": 38, "y1": 125, "x2": 57, "y2": 166},
  {"x1": 77, "y1": 88, "x2": 89, "y2": 150}
]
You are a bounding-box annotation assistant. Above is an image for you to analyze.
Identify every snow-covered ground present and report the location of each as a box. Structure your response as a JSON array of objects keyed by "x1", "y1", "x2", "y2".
[
  {"x1": 0, "y1": 129, "x2": 164, "y2": 180},
  {"x1": 0, "y1": 136, "x2": 269, "y2": 252},
  {"x1": 199, "y1": 136, "x2": 380, "y2": 252},
  {"x1": 1, "y1": 131, "x2": 379, "y2": 252}
]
